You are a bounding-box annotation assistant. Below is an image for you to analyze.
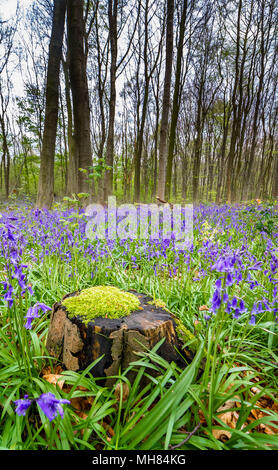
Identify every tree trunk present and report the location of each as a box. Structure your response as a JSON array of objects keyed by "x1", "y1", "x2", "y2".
[
  {"x1": 67, "y1": 0, "x2": 92, "y2": 195},
  {"x1": 103, "y1": 0, "x2": 118, "y2": 202},
  {"x1": 36, "y1": 0, "x2": 66, "y2": 209},
  {"x1": 157, "y1": 0, "x2": 174, "y2": 201},
  {"x1": 165, "y1": 0, "x2": 187, "y2": 200},
  {"x1": 62, "y1": 56, "x2": 78, "y2": 195}
]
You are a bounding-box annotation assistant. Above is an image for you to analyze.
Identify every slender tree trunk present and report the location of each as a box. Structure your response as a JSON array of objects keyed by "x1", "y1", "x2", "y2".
[
  {"x1": 0, "y1": 116, "x2": 10, "y2": 198},
  {"x1": 157, "y1": 0, "x2": 174, "y2": 200},
  {"x1": 62, "y1": 56, "x2": 77, "y2": 195},
  {"x1": 103, "y1": 0, "x2": 118, "y2": 202},
  {"x1": 192, "y1": 80, "x2": 204, "y2": 203},
  {"x1": 133, "y1": 0, "x2": 150, "y2": 202},
  {"x1": 165, "y1": 0, "x2": 187, "y2": 200},
  {"x1": 36, "y1": 0, "x2": 66, "y2": 209},
  {"x1": 67, "y1": 0, "x2": 92, "y2": 195}
]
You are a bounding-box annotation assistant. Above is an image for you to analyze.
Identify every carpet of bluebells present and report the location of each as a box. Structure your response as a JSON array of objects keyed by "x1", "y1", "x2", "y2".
[{"x1": 0, "y1": 201, "x2": 278, "y2": 450}]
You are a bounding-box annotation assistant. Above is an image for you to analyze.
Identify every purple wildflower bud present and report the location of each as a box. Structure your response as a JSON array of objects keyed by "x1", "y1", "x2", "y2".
[
  {"x1": 14, "y1": 396, "x2": 33, "y2": 416},
  {"x1": 263, "y1": 300, "x2": 271, "y2": 311},
  {"x1": 251, "y1": 303, "x2": 258, "y2": 314},
  {"x1": 211, "y1": 289, "x2": 221, "y2": 312},
  {"x1": 226, "y1": 301, "x2": 232, "y2": 314},
  {"x1": 36, "y1": 393, "x2": 70, "y2": 421},
  {"x1": 249, "y1": 261, "x2": 263, "y2": 271},
  {"x1": 24, "y1": 306, "x2": 40, "y2": 330},
  {"x1": 204, "y1": 314, "x2": 211, "y2": 321},
  {"x1": 4, "y1": 285, "x2": 13, "y2": 307},
  {"x1": 239, "y1": 299, "x2": 247, "y2": 313},
  {"x1": 249, "y1": 315, "x2": 256, "y2": 326},
  {"x1": 232, "y1": 308, "x2": 241, "y2": 319},
  {"x1": 226, "y1": 273, "x2": 233, "y2": 286},
  {"x1": 24, "y1": 303, "x2": 51, "y2": 330},
  {"x1": 215, "y1": 279, "x2": 222, "y2": 290},
  {"x1": 231, "y1": 297, "x2": 237, "y2": 309},
  {"x1": 7, "y1": 229, "x2": 15, "y2": 241},
  {"x1": 35, "y1": 303, "x2": 52, "y2": 313},
  {"x1": 18, "y1": 275, "x2": 27, "y2": 291}
]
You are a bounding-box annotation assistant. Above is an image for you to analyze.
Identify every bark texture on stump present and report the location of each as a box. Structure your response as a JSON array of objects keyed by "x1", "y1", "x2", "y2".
[{"x1": 46, "y1": 291, "x2": 193, "y2": 385}]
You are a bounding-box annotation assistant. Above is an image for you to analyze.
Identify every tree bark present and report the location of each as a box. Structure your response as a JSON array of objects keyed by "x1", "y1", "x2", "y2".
[
  {"x1": 67, "y1": 0, "x2": 92, "y2": 195},
  {"x1": 36, "y1": 0, "x2": 66, "y2": 209},
  {"x1": 62, "y1": 56, "x2": 78, "y2": 195},
  {"x1": 165, "y1": 0, "x2": 187, "y2": 200},
  {"x1": 103, "y1": 0, "x2": 118, "y2": 202},
  {"x1": 157, "y1": 0, "x2": 174, "y2": 201}
]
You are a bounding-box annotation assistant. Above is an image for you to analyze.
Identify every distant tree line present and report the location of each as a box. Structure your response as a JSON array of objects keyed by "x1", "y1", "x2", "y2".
[{"x1": 0, "y1": 0, "x2": 277, "y2": 207}]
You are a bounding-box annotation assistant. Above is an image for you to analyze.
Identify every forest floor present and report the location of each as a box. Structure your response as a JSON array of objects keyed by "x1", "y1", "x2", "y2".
[{"x1": 0, "y1": 200, "x2": 278, "y2": 450}]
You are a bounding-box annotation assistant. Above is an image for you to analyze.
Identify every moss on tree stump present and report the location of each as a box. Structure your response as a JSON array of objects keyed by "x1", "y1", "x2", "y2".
[{"x1": 46, "y1": 287, "x2": 194, "y2": 385}]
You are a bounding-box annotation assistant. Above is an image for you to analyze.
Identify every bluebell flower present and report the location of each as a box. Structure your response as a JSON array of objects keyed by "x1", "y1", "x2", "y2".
[
  {"x1": 14, "y1": 395, "x2": 33, "y2": 416},
  {"x1": 7, "y1": 229, "x2": 15, "y2": 241},
  {"x1": 232, "y1": 308, "x2": 241, "y2": 319},
  {"x1": 215, "y1": 278, "x2": 222, "y2": 290},
  {"x1": 14, "y1": 393, "x2": 70, "y2": 421},
  {"x1": 36, "y1": 393, "x2": 70, "y2": 421},
  {"x1": 231, "y1": 297, "x2": 237, "y2": 309},
  {"x1": 4, "y1": 285, "x2": 13, "y2": 307},
  {"x1": 2, "y1": 281, "x2": 8, "y2": 290},
  {"x1": 211, "y1": 289, "x2": 221, "y2": 313},
  {"x1": 239, "y1": 299, "x2": 247, "y2": 313},
  {"x1": 226, "y1": 272, "x2": 233, "y2": 286},
  {"x1": 211, "y1": 256, "x2": 235, "y2": 273},
  {"x1": 249, "y1": 261, "x2": 263, "y2": 271},
  {"x1": 24, "y1": 302, "x2": 52, "y2": 330}
]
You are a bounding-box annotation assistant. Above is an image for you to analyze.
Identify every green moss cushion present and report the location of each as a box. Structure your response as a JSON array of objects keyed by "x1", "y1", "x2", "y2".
[{"x1": 62, "y1": 285, "x2": 141, "y2": 324}]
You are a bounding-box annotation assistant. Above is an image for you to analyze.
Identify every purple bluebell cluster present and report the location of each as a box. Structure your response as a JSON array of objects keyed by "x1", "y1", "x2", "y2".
[
  {"x1": 14, "y1": 393, "x2": 71, "y2": 421},
  {"x1": 0, "y1": 203, "x2": 277, "y2": 331}
]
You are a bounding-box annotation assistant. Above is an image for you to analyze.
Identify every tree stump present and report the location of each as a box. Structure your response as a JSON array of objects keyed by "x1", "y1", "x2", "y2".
[{"x1": 46, "y1": 290, "x2": 193, "y2": 386}]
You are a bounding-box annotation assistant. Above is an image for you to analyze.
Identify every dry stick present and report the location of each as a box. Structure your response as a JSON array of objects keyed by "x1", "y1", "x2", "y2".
[{"x1": 170, "y1": 422, "x2": 201, "y2": 450}]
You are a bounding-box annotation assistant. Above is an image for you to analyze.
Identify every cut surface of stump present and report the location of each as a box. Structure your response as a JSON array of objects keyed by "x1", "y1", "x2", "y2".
[{"x1": 46, "y1": 289, "x2": 193, "y2": 385}]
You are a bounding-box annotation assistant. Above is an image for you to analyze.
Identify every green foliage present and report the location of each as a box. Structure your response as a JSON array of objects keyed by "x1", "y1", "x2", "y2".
[
  {"x1": 61, "y1": 193, "x2": 90, "y2": 210},
  {"x1": 254, "y1": 207, "x2": 278, "y2": 237},
  {"x1": 1, "y1": 204, "x2": 278, "y2": 450},
  {"x1": 175, "y1": 320, "x2": 199, "y2": 353},
  {"x1": 87, "y1": 159, "x2": 112, "y2": 182}
]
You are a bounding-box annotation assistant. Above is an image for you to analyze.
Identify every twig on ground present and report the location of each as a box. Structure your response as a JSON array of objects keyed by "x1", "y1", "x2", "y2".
[{"x1": 169, "y1": 422, "x2": 201, "y2": 450}]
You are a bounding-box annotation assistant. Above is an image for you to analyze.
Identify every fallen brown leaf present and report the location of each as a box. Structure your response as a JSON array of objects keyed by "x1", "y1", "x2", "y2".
[
  {"x1": 42, "y1": 373, "x2": 65, "y2": 390},
  {"x1": 114, "y1": 382, "x2": 129, "y2": 402}
]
